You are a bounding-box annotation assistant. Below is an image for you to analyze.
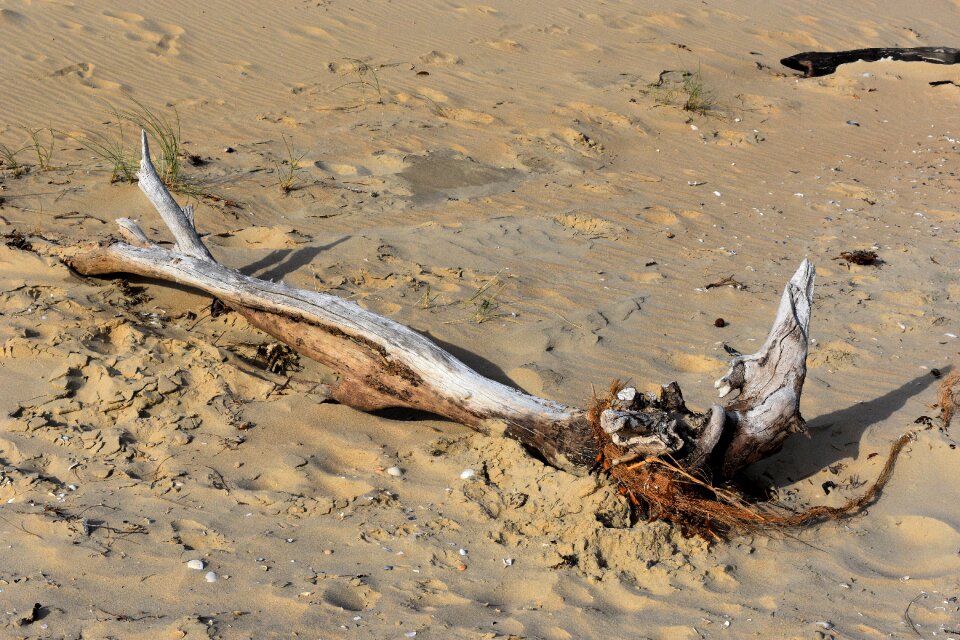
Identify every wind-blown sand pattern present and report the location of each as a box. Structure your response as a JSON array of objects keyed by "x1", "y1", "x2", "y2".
[{"x1": 1, "y1": 0, "x2": 959, "y2": 637}]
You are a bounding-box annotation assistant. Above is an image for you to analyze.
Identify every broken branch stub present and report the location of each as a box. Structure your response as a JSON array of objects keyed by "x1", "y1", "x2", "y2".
[
  {"x1": 714, "y1": 260, "x2": 815, "y2": 476},
  {"x1": 64, "y1": 129, "x2": 814, "y2": 487}
]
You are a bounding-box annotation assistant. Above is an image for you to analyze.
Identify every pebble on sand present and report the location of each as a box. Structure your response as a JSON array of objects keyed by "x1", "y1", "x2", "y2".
[
  {"x1": 187, "y1": 559, "x2": 205, "y2": 570},
  {"x1": 386, "y1": 466, "x2": 404, "y2": 477},
  {"x1": 459, "y1": 468, "x2": 475, "y2": 480}
]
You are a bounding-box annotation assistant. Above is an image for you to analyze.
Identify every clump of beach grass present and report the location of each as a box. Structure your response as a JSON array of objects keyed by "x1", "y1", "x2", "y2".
[
  {"x1": 24, "y1": 127, "x2": 56, "y2": 171},
  {"x1": 275, "y1": 135, "x2": 307, "y2": 194},
  {"x1": 114, "y1": 98, "x2": 183, "y2": 187},
  {"x1": 649, "y1": 67, "x2": 721, "y2": 117},
  {"x1": 69, "y1": 123, "x2": 138, "y2": 183},
  {"x1": 0, "y1": 141, "x2": 27, "y2": 177}
]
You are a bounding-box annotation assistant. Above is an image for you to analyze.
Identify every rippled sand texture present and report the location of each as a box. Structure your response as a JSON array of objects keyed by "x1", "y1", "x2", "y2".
[{"x1": 1, "y1": 0, "x2": 959, "y2": 637}]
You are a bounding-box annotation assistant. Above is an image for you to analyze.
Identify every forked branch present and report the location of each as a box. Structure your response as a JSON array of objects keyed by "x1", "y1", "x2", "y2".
[{"x1": 63, "y1": 131, "x2": 815, "y2": 482}]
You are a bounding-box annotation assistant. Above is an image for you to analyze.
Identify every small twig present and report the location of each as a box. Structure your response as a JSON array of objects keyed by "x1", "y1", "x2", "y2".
[
  {"x1": 0, "y1": 515, "x2": 44, "y2": 540},
  {"x1": 705, "y1": 275, "x2": 746, "y2": 290},
  {"x1": 903, "y1": 591, "x2": 926, "y2": 637}
]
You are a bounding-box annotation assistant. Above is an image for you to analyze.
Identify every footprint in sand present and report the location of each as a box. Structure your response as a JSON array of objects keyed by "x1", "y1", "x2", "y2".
[
  {"x1": 454, "y1": 5, "x2": 500, "y2": 16},
  {"x1": 642, "y1": 206, "x2": 680, "y2": 226},
  {"x1": 51, "y1": 61, "x2": 94, "y2": 79},
  {"x1": 49, "y1": 61, "x2": 124, "y2": 91},
  {"x1": 101, "y1": 10, "x2": 184, "y2": 57},
  {"x1": 287, "y1": 24, "x2": 335, "y2": 42},
  {"x1": 321, "y1": 581, "x2": 381, "y2": 612},
  {"x1": 483, "y1": 38, "x2": 525, "y2": 52},
  {"x1": 169, "y1": 519, "x2": 234, "y2": 552},
  {"x1": 419, "y1": 50, "x2": 463, "y2": 65}
]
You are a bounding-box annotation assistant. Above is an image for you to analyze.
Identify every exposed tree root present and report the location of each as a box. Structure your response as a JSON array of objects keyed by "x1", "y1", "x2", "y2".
[
  {"x1": 937, "y1": 371, "x2": 960, "y2": 427},
  {"x1": 590, "y1": 382, "x2": 913, "y2": 538}
]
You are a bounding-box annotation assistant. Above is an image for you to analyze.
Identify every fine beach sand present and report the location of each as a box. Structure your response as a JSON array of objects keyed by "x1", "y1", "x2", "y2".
[{"x1": 1, "y1": 1, "x2": 960, "y2": 637}]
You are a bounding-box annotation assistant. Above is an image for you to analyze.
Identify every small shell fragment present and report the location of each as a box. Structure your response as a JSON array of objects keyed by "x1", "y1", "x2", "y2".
[
  {"x1": 459, "y1": 469, "x2": 475, "y2": 480},
  {"x1": 205, "y1": 571, "x2": 218, "y2": 583},
  {"x1": 186, "y1": 559, "x2": 205, "y2": 570},
  {"x1": 386, "y1": 466, "x2": 404, "y2": 477}
]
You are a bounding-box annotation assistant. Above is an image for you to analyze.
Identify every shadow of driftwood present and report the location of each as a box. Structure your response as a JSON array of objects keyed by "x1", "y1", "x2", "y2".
[
  {"x1": 239, "y1": 236, "x2": 349, "y2": 282},
  {"x1": 754, "y1": 368, "x2": 948, "y2": 486}
]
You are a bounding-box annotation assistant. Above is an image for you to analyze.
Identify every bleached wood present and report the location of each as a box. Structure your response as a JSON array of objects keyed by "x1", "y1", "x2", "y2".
[
  {"x1": 64, "y1": 129, "x2": 815, "y2": 478},
  {"x1": 714, "y1": 260, "x2": 815, "y2": 476},
  {"x1": 136, "y1": 131, "x2": 213, "y2": 262}
]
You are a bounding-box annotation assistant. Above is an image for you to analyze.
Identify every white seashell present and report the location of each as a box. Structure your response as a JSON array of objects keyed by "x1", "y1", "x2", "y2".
[
  {"x1": 205, "y1": 571, "x2": 218, "y2": 583},
  {"x1": 187, "y1": 559, "x2": 204, "y2": 570},
  {"x1": 459, "y1": 469, "x2": 475, "y2": 480},
  {"x1": 386, "y1": 466, "x2": 404, "y2": 477}
]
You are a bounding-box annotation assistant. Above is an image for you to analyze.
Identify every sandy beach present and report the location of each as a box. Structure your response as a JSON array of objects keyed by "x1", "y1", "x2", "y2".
[{"x1": 1, "y1": 0, "x2": 959, "y2": 637}]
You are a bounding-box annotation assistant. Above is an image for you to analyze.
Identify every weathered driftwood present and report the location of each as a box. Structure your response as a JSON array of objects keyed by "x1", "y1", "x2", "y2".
[
  {"x1": 781, "y1": 46, "x2": 960, "y2": 77},
  {"x1": 64, "y1": 132, "x2": 815, "y2": 481}
]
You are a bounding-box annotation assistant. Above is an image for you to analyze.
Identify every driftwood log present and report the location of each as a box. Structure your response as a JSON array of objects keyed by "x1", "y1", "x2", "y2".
[
  {"x1": 781, "y1": 46, "x2": 960, "y2": 77},
  {"x1": 64, "y1": 132, "x2": 815, "y2": 483}
]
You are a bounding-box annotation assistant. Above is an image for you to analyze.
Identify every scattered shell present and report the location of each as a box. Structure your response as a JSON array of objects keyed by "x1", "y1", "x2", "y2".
[
  {"x1": 502, "y1": 558, "x2": 514, "y2": 567},
  {"x1": 846, "y1": 120, "x2": 861, "y2": 127},
  {"x1": 459, "y1": 548, "x2": 468, "y2": 556},
  {"x1": 459, "y1": 469, "x2": 476, "y2": 480},
  {"x1": 186, "y1": 559, "x2": 205, "y2": 570},
  {"x1": 323, "y1": 548, "x2": 334, "y2": 555},
  {"x1": 405, "y1": 632, "x2": 417, "y2": 638},
  {"x1": 816, "y1": 621, "x2": 835, "y2": 630},
  {"x1": 456, "y1": 563, "x2": 467, "y2": 571},
  {"x1": 386, "y1": 466, "x2": 404, "y2": 477},
  {"x1": 205, "y1": 571, "x2": 218, "y2": 583}
]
